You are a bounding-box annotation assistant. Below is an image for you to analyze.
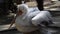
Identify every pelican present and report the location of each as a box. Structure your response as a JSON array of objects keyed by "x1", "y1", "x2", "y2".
[{"x1": 9, "y1": 4, "x2": 53, "y2": 33}]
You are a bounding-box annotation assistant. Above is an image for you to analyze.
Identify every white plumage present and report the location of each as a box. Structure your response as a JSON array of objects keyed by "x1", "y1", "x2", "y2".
[
  {"x1": 15, "y1": 4, "x2": 53, "y2": 32},
  {"x1": 32, "y1": 11, "x2": 53, "y2": 26}
]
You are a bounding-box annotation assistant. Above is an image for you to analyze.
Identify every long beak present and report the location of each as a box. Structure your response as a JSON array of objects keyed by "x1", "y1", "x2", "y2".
[{"x1": 8, "y1": 10, "x2": 23, "y2": 29}]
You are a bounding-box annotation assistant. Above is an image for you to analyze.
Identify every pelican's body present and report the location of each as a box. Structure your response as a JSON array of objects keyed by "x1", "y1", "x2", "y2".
[{"x1": 13, "y1": 4, "x2": 53, "y2": 32}]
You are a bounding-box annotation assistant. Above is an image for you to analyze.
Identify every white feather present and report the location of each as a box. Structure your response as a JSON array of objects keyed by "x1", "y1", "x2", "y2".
[{"x1": 32, "y1": 11, "x2": 53, "y2": 26}]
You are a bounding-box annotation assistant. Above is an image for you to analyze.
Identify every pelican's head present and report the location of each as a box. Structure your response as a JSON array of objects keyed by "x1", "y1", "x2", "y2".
[{"x1": 17, "y1": 4, "x2": 29, "y2": 15}]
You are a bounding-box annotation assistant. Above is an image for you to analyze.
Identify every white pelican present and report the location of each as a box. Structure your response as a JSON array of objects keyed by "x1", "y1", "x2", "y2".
[{"x1": 9, "y1": 4, "x2": 53, "y2": 33}]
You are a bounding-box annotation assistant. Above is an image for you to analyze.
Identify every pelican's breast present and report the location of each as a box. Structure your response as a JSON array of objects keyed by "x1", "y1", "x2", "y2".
[{"x1": 15, "y1": 15, "x2": 38, "y2": 32}]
